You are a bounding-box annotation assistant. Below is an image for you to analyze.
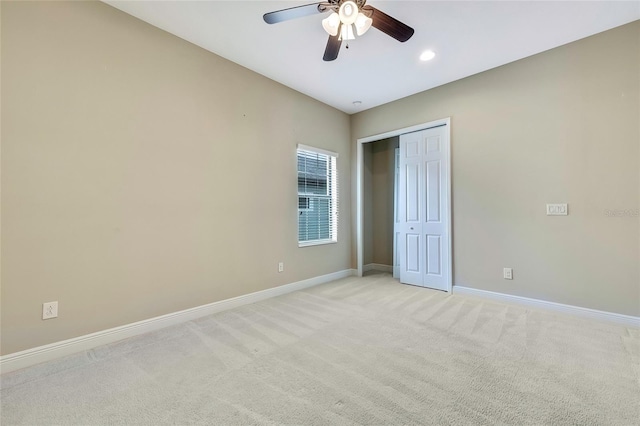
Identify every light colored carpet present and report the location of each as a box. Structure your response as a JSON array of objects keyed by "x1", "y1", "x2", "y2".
[{"x1": 1, "y1": 274, "x2": 639, "y2": 425}]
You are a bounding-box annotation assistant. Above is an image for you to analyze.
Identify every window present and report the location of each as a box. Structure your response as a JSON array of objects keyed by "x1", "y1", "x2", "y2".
[{"x1": 297, "y1": 145, "x2": 338, "y2": 246}]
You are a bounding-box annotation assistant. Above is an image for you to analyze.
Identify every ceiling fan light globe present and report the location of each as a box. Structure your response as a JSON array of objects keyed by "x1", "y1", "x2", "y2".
[
  {"x1": 340, "y1": 23, "x2": 356, "y2": 41},
  {"x1": 338, "y1": 1, "x2": 359, "y2": 25},
  {"x1": 322, "y1": 12, "x2": 340, "y2": 36},
  {"x1": 355, "y1": 13, "x2": 372, "y2": 36}
]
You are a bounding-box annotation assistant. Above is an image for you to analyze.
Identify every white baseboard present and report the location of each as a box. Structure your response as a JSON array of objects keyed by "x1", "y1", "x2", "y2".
[
  {"x1": 453, "y1": 285, "x2": 640, "y2": 328},
  {"x1": 0, "y1": 269, "x2": 356, "y2": 374},
  {"x1": 363, "y1": 263, "x2": 393, "y2": 273}
]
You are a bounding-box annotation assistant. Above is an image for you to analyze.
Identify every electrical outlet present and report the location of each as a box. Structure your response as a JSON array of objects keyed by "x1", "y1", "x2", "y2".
[
  {"x1": 503, "y1": 268, "x2": 513, "y2": 280},
  {"x1": 278, "y1": 262, "x2": 284, "y2": 273},
  {"x1": 42, "y1": 301, "x2": 58, "y2": 320}
]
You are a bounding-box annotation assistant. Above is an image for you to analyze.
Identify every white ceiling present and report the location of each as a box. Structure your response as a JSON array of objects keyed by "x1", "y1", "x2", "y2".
[{"x1": 104, "y1": 1, "x2": 639, "y2": 114}]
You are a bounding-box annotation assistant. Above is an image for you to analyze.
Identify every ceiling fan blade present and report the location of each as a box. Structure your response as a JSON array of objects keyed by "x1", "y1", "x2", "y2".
[
  {"x1": 263, "y1": 3, "x2": 327, "y2": 24},
  {"x1": 362, "y1": 6, "x2": 414, "y2": 42},
  {"x1": 323, "y1": 34, "x2": 342, "y2": 61}
]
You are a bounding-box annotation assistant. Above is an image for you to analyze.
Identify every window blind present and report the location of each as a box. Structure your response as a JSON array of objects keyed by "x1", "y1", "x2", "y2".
[{"x1": 297, "y1": 145, "x2": 338, "y2": 246}]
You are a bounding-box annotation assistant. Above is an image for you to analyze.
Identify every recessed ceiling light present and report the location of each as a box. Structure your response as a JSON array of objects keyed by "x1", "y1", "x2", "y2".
[
  {"x1": 420, "y1": 50, "x2": 436, "y2": 61},
  {"x1": 353, "y1": 101, "x2": 362, "y2": 106}
]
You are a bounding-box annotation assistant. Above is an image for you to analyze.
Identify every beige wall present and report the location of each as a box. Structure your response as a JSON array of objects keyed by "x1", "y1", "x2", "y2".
[
  {"x1": 371, "y1": 138, "x2": 398, "y2": 266},
  {"x1": 0, "y1": 1, "x2": 352, "y2": 355},
  {"x1": 362, "y1": 138, "x2": 398, "y2": 267},
  {"x1": 352, "y1": 21, "x2": 640, "y2": 316},
  {"x1": 363, "y1": 143, "x2": 373, "y2": 265}
]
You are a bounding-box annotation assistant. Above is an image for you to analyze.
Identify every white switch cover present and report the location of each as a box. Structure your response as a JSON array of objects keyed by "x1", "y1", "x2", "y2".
[
  {"x1": 278, "y1": 262, "x2": 284, "y2": 273},
  {"x1": 42, "y1": 301, "x2": 58, "y2": 320},
  {"x1": 503, "y1": 268, "x2": 513, "y2": 280},
  {"x1": 546, "y1": 204, "x2": 568, "y2": 216}
]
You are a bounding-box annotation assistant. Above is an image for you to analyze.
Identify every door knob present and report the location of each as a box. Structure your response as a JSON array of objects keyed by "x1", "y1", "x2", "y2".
[{"x1": 410, "y1": 227, "x2": 414, "y2": 230}]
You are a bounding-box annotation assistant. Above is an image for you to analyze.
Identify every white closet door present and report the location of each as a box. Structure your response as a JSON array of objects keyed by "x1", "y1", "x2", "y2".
[
  {"x1": 398, "y1": 132, "x2": 424, "y2": 286},
  {"x1": 399, "y1": 126, "x2": 450, "y2": 291}
]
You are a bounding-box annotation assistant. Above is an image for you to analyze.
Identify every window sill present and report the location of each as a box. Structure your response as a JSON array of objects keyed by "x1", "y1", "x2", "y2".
[{"x1": 298, "y1": 239, "x2": 337, "y2": 248}]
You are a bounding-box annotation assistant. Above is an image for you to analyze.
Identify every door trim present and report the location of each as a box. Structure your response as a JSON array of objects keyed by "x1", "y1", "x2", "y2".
[{"x1": 356, "y1": 118, "x2": 452, "y2": 292}]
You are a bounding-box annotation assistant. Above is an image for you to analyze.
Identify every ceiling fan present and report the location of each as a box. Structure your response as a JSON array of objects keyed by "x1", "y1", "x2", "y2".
[{"x1": 263, "y1": 0, "x2": 415, "y2": 61}]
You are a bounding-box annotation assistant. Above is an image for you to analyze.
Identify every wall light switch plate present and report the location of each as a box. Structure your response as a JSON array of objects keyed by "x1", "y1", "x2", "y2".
[
  {"x1": 503, "y1": 268, "x2": 513, "y2": 280},
  {"x1": 546, "y1": 204, "x2": 568, "y2": 216}
]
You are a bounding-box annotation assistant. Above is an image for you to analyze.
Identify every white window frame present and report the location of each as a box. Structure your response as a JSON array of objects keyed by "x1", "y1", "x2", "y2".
[{"x1": 297, "y1": 144, "x2": 339, "y2": 247}]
